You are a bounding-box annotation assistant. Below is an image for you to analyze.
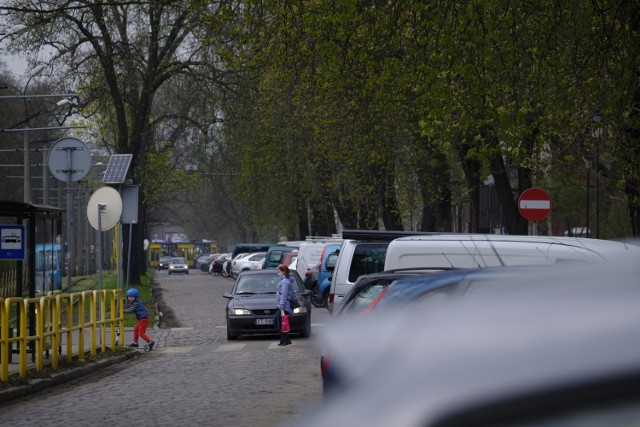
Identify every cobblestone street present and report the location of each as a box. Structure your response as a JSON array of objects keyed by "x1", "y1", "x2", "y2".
[{"x1": 0, "y1": 270, "x2": 327, "y2": 426}]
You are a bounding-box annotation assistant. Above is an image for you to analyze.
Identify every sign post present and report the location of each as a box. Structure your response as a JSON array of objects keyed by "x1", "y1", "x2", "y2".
[
  {"x1": 48, "y1": 137, "x2": 91, "y2": 291},
  {"x1": 518, "y1": 187, "x2": 551, "y2": 235}
]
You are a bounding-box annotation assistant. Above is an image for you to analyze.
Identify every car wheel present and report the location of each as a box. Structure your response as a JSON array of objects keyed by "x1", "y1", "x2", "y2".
[
  {"x1": 311, "y1": 286, "x2": 325, "y2": 308},
  {"x1": 227, "y1": 324, "x2": 238, "y2": 341},
  {"x1": 186, "y1": 271, "x2": 189, "y2": 275},
  {"x1": 300, "y1": 315, "x2": 312, "y2": 338},
  {"x1": 320, "y1": 289, "x2": 329, "y2": 308}
]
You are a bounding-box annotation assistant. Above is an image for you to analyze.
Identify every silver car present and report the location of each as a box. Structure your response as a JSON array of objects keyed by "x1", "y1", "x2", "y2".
[
  {"x1": 168, "y1": 257, "x2": 189, "y2": 275},
  {"x1": 230, "y1": 252, "x2": 267, "y2": 278}
]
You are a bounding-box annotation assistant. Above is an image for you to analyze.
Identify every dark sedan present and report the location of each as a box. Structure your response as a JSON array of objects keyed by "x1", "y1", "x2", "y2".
[
  {"x1": 334, "y1": 269, "x2": 450, "y2": 316},
  {"x1": 223, "y1": 269, "x2": 312, "y2": 340},
  {"x1": 322, "y1": 265, "x2": 572, "y2": 397},
  {"x1": 158, "y1": 255, "x2": 171, "y2": 270}
]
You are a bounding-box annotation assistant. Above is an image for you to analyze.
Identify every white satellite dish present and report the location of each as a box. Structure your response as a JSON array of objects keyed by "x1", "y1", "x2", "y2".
[{"x1": 87, "y1": 186, "x2": 122, "y2": 231}]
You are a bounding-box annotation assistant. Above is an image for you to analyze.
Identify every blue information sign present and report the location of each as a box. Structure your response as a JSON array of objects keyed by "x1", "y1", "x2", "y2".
[{"x1": 0, "y1": 225, "x2": 26, "y2": 260}]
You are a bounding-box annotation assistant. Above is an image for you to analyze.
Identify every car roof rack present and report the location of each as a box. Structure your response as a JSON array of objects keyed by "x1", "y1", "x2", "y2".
[{"x1": 341, "y1": 229, "x2": 441, "y2": 241}]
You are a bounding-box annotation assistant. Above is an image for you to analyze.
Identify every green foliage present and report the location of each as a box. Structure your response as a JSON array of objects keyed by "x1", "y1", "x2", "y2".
[{"x1": 5, "y1": 0, "x2": 640, "y2": 238}]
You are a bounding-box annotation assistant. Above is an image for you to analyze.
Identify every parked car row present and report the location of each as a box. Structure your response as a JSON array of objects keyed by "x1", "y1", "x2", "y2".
[
  {"x1": 324, "y1": 230, "x2": 640, "y2": 312},
  {"x1": 289, "y1": 231, "x2": 640, "y2": 425},
  {"x1": 294, "y1": 257, "x2": 640, "y2": 426}
]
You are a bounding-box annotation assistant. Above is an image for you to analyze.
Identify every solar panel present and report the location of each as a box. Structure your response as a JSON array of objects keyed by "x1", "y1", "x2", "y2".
[{"x1": 102, "y1": 154, "x2": 133, "y2": 184}]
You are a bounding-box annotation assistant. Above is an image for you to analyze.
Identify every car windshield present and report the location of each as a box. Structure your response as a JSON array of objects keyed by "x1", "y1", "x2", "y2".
[
  {"x1": 172, "y1": 257, "x2": 186, "y2": 264},
  {"x1": 234, "y1": 275, "x2": 281, "y2": 295}
]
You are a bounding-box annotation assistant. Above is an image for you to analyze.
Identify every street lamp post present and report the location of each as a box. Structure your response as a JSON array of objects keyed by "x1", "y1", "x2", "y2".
[{"x1": 0, "y1": 90, "x2": 80, "y2": 203}]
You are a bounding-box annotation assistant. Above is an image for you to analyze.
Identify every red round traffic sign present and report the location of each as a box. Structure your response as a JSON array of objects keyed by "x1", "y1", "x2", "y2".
[{"x1": 518, "y1": 187, "x2": 551, "y2": 222}]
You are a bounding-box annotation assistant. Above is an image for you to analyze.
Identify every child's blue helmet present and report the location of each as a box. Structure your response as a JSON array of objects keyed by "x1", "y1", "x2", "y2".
[{"x1": 126, "y1": 288, "x2": 139, "y2": 298}]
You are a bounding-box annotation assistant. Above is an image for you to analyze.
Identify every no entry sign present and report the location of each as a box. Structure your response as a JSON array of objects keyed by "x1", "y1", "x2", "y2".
[{"x1": 518, "y1": 187, "x2": 551, "y2": 222}]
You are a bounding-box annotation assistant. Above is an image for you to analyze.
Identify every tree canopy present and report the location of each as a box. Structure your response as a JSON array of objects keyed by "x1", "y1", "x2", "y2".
[{"x1": 1, "y1": 0, "x2": 639, "y2": 260}]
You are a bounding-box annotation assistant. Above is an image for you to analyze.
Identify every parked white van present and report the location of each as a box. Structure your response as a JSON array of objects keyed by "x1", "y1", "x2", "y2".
[
  {"x1": 326, "y1": 230, "x2": 434, "y2": 312},
  {"x1": 296, "y1": 238, "x2": 343, "y2": 280},
  {"x1": 384, "y1": 234, "x2": 640, "y2": 271},
  {"x1": 328, "y1": 231, "x2": 639, "y2": 313}
]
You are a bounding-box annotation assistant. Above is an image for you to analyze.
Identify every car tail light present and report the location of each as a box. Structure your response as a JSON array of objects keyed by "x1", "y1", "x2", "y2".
[
  {"x1": 320, "y1": 352, "x2": 334, "y2": 378},
  {"x1": 327, "y1": 294, "x2": 334, "y2": 313},
  {"x1": 319, "y1": 246, "x2": 328, "y2": 266}
]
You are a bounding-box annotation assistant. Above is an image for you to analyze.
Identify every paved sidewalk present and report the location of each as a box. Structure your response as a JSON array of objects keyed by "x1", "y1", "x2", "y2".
[{"x1": 0, "y1": 326, "x2": 144, "y2": 403}]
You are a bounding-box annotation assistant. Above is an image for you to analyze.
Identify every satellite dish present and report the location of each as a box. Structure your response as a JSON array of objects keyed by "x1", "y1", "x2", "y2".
[{"x1": 87, "y1": 186, "x2": 122, "y2": 231}]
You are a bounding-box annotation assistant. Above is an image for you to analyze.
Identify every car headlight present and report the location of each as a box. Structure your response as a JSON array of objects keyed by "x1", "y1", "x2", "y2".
[
  {"x1": 293, "y1": 306, "x2": 307, "y2": 314},
  {"x1": 230, "y1": 308, "x2": 251, "y2": 316}
]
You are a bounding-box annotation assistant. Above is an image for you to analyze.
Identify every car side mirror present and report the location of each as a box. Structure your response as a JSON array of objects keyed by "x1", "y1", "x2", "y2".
[
  {"x1": 223, "y1": 293, "x2": 234, "y2": 299},
  {"x1": 326, "y1": 253, "x2": 338, "y2": 272}
]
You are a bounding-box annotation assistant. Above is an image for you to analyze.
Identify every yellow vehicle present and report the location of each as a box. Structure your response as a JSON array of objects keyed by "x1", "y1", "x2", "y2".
[
  {"x1": 149, "y1": 239, "x2": 218, "y2": 269},
  {"x1": 148, "y1": 240, "x2": 171, "y2": 268},
  {"x1": 175, "y1": 242, "x2": 197, "y2": 268}
]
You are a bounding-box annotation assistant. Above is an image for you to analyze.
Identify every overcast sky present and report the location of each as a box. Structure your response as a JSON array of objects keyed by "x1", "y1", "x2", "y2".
[{"x1": 1, "y1": 10, "x2": 31, "y2": 77}]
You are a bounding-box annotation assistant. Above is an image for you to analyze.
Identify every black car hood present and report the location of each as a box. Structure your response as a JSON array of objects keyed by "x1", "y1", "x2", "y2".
[{"x1": 229, "y1": 294, "x2": 277, "y2": 309}]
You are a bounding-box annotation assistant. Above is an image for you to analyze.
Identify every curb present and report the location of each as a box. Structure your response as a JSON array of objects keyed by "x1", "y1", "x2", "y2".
[{"x1": 0, "y1": 351, "x2": 139, "y2": 404}]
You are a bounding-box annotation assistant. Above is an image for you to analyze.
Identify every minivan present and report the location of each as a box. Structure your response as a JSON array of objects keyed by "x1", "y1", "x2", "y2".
[
  {"x1": 263, "y1": 245, "x2": 299, "y2": 269},
  {"x1": 327, "y1": 230, "x2": 435, "y2": 312}
]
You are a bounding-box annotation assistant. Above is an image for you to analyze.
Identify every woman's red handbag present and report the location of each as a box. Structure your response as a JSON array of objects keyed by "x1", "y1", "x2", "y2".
[{"x1": 281, "y1": 313, "x2": 291, "y2": 333}]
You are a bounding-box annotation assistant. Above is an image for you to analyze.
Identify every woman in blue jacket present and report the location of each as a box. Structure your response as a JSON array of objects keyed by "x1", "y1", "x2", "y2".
[{"x1": 274, "y1": 264, "x2": 294, "y2": 346}]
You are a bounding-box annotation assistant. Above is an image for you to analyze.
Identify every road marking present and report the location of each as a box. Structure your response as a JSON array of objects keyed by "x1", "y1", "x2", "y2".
[
  {"x1": 170, "y1": 327, "x2": 194, "y2": 331},
  {"x1": 163, "y1": 347, "x2": 193, "y2": 353},
  {"x1": 214, "y1": 343, "x2": 246, "y2": 352}
]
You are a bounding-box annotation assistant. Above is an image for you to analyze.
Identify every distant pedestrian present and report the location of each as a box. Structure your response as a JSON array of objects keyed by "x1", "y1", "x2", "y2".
[
  {"x1": 124, "y1": 288, "x2": 155, "y2": 351},
  {"x1": 274, "y1": 264, "x2": 294, "y2": 346}
]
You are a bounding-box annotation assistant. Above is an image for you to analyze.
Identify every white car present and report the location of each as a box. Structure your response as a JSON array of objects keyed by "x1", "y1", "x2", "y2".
[
  {"x1": 230, "y1": 252, "x2": 267, "y2": 278},
  {"x1": 168, "y1": 257, "x2": 189, "y2": 275}
]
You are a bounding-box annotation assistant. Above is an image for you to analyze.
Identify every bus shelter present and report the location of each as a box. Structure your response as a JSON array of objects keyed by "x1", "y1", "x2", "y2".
[
  {"x1": 0, "y1": 201, "x2": 64, "y2": 299},
  {"x1": 0, "y1": 201, "x2": 64, "y2": 361}
]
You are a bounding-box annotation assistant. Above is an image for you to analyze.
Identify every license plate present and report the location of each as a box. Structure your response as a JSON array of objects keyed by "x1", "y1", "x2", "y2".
[{"x1": 255, "y1": 318, "x2": 273, "y2": 325}]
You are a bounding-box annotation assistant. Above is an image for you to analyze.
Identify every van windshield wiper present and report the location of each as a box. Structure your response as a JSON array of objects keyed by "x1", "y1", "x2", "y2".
[{"x1": 236, "y1": 291, "x2": 256, "y2": 295}]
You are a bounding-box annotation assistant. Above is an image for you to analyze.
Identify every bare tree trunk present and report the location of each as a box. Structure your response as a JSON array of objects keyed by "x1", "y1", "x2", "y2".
[
  {"x1": 379, "y1": 164, "x2": 404, "y2": 231},
  {"x1": 456, "y1": 136, "x2": 481, "y2": 233}
]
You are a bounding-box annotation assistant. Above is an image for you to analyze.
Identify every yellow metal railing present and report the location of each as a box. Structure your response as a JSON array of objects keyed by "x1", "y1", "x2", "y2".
[{"x1": 0, "y1": 289, "x2": 125, "y2": 382}]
